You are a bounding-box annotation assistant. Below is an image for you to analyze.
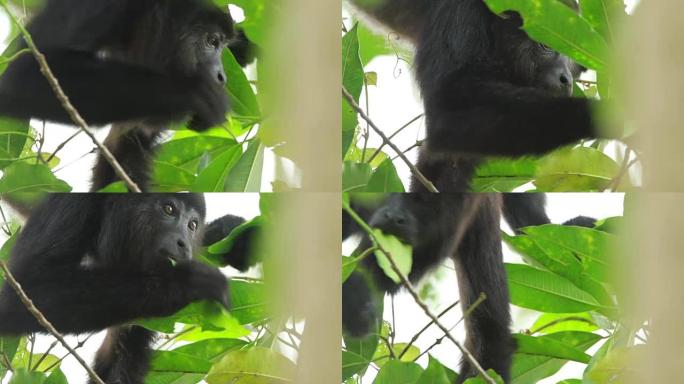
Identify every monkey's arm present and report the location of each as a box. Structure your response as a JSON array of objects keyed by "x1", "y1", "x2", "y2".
[
  {"x1": 0, "y1": 50, "x2": 227, "y2": 131},
  {"x1": 0, "y1": 260, "x2": 228, "y2": 335},
  {"x1": 424, "y1": 79, "x2": 615, "y2": 157},
  {"x1": 204, "y1": 214, "x2": 260, "y2": 272}
]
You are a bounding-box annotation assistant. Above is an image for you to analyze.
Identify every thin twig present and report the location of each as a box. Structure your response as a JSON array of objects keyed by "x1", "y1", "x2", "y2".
[
  {"x1": 342, "y1": 203, "x2": 495, "y2": 384},
  {"x1": 609, "y1": 146, "x2": 633, "y2": 192},
  {"x1": 368, "y1": 114, "x2": 424, "y2": 164},
  {"x1": 0, "y1": 261, "x2": 106, "y2": 384},
  {"x1": 342, "y1": 88, "x2": 438, "y2": 192},
  {"x1": 46, "y1": 130, "x2": 82, "y2": 164},
  {"x1": 0, "y1": 2, "x2": 141, "y2": 192},
  {"x1": 31, "y1": 340, "x2": 58, "y2": 371},
  {"x1": 397, "y1": 300, "x2": 460, "y2": 359},
  {"x1": 41, "y1": 333, "x2": 95, "y2": 373},
  {"x1": 413, "y1": 294, "x2": 487, "y2": 362}
]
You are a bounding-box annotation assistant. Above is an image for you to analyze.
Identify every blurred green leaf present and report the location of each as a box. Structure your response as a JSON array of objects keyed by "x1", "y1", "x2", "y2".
[
  {"x1": 373, "y1": 229, "x2": 412, "y2": 284},
  {"x1": 206, "y1": 347, "x2": 295, "y2": 384}
]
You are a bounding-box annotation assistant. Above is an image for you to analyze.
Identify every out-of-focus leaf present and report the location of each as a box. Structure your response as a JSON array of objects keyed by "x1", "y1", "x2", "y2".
[
  {"x1": 373, "y1": 360, "x2": 423, "y2": 384},
  {"x1": 342, "y1": 24, "x2": 364, "y2": 158},
  {"x1": 206, "y1": 347, "x2": 295, "y2": 384},
  {"x1": 0, "y1": 163, "x2": 71, "y2": 206},
  {"x1": 373, "y1": 229, "x2": 412, "y2": 283},
  {"x1": 366, "y1": 159, "x2": 405, "y2": 192},
  {"x1": 534, "y1": 147, "x2": 620, "y2": 192},
  {"x1": 0, "y1": 118, "x2": 30, "y2": 170},
  {"x1": 343, "y1": 161, "x2": 372, "y2": 192},
  {"x1": 223, "y1": 139, "x2": 264, "y2": 192}
]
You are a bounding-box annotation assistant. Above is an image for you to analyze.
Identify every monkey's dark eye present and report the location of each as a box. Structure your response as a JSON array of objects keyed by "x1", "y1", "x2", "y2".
[
  {"x1": 163, "y1": 204, "x2": 175, "y2": 216},
  {"x1": 206, "y1": 34, "x2": 221, "y2": 49},
  {"x1": 188, "y1": 220, "x2": 198, "y2": 231}
]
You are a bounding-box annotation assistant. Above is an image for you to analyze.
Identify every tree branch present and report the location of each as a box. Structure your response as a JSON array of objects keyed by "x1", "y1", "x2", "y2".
[
  {"x1": 342, "y1": 88, "x2": 438, "y2": 192},
  {"x1": 342, "y1": 202, "x2": 496, "y2": 384},
  {"x1": 0, "y1": 261, "x2": 105, "y2": 384}
]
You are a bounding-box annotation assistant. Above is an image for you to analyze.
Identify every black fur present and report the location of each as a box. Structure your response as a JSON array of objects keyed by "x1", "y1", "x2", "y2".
[
  {"x1": 0, "y1": 194, "x2": 255, "y2": 384},
  {"x1": 350, "y1": 0, "x2": 611, "y2": 192},
  {"x1": 0, "y1": 0, "x2": 256, "y2": 190},
  {"x1": 342, "y1": 193, "x2": 597, "y2": 382}
]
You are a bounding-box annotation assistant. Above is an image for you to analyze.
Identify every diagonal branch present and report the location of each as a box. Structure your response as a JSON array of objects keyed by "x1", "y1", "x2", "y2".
[
  {"x1": 0, "y1": 261, "x2": 106, "y2": 384},
  {"x1": 343, "y1": 202, "x2": 496, "y2": 384},
  {"x1": 0, "y1": 1, "x2": 141, "y2": 192},
  {"x1": 342, "y1": 87, "x2": 438, "y2": 192}
]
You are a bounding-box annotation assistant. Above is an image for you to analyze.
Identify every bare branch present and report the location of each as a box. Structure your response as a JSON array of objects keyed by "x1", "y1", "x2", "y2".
[{"x1": 342, "y1": 88, "x2": 438, "y2": 192}]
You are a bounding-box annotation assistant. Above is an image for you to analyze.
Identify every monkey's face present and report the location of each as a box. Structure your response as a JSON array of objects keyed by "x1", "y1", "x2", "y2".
[{"x1": 152, "y1": 198, "x2": 205, "y2": 265}]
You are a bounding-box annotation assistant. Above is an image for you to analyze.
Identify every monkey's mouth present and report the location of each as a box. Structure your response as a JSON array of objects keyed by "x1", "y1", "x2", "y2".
[{"x1": 159, "y1": 250, "x2": 191, "y2": 265}]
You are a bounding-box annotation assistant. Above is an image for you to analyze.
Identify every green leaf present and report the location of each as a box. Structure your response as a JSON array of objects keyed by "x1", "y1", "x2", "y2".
[
  {"x1": 417, "y1": 355, "x2": 458, "y2": 384},
  {"x1": 0, "y1": 163, "x2": 71, "y2": 206},
  {"x1": 44, "y1": 368, "x2": 67, "y2": 384},
  {"x1": 342, "y1": 255, "x2": 358, "y2": 282},
  {"x1": 190, "y1": 145, "x2": 243, "y2": 192},
  {"x1": 506, "y1": 263, "x2": 600, "y2": 313},
  {"x1": 511, "y1": 332, "x2": 601, "y2": 384},
  {"x1": 343, "y1": 317, "x2": 384, "y2": 381},
  {"x1": 584, "y1": 346, "x2": 644, "y2": 383},
  {"x1": 8, "y1": 369, "x2": 46, "y2": 384},
  {"x1": 223, "y1": 139, "x2": 264, "y2": 192},
  {"x1": 462, "y1": 370, "x2": 504, "y2": 384},
  {"x1": 366, "y1": 159, "x2": 405, "y2": 192},
  {"x1": 373, "y1": 229, "x2": 413, "y2": 284},
  {"x1": 223, "y1": 48, "x2": 260, "y2": 119},
  {"x1": 342, "y1": 24, "x2": 365, "y2": 158},
  {"x1": 206, "y1": 347, "x2": 295, "y2": 384},
  {"x1": 228, "y1": 280, "x2": 268, "y2": 325},
  {"x1": 138, "y1": 301, "x2": 249, "y2": 338},
  {"x1": 579, "y1": 0, "x2": 626, "y2": 42},
  {"x1": 373, "y1": 360, "x2": 423, "y2": 384},
  {"x1": 206, "y1": 217, "x2": 262, "y2": 263},
  {"x1": 0, "y1": 118, "x2": 30, "y2": 170},
  {"x1": 372, "y1": 342, "x2": 420, "y2": 368},
  {"x1": 514, "y1": 334, "x2": 592, "y2": 363},
  {"x1": 534, "y1": 147, "x2": 620, "y2": 192},
  {"x1": 482, "y1": 0, "x2": 609, "y2": 70},
  {"x1": 530, "y1": 312, "x2": 598, "y2": 334},
  {"x1": 343, "y1": 161, "x2": 372, "y2": 192},
  {"x1": 155, "y1": 136, "x2": 239, "y2": 172},
  {"x1": 471, "y1": 157, "x2": 538, "y2": 192}
]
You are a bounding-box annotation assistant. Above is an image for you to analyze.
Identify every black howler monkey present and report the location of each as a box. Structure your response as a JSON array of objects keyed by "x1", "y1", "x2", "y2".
[
  {"x1": 349, "y1": 0, "x2": 615, "y2": 192},
  {"x1": 0, "y1": 0, "x2": 257, "y2": 191},
  {"x1": 0, "y1": 194, "x2": 258, "y2": 384},
  {"x1": 343, "y1": 193, "x2": 595, "y2": 383}
]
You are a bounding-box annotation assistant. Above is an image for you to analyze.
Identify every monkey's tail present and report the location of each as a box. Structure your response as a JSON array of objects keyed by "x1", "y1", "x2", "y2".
[
  {"x1": 502, "y1": 194, "x2": 595, "y2": 234},
  {"x1": 90, "y1": 325, "x2": 156, "y2": 384}
]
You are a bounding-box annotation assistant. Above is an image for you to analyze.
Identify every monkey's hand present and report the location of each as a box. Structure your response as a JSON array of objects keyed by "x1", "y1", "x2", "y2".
[
  {"x1": 181, "y1": 260, "x2": 231, "y2": 310},
  {"x1": 187, "y1": 76, "x2": 230, "y2": 131}
]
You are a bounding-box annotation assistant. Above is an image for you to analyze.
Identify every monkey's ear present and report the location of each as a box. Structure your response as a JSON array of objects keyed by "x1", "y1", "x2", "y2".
[{"x1": 229, "y1": 29, "x2": 258, "y2": 67}]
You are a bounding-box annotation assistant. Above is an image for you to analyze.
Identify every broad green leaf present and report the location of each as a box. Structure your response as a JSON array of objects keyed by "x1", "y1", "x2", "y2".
[
  {"x1": 579, "y1": 0, "x2": 626, "y2": 42},
  {"x1": 342, "y1": 316, "x2": 384, "y2": 380},
  {"x1": 366, "y1": 159, "x2": 405, "y2": 192},
  {"x1": 417, "y1": 355, "x2": 458, "y2": 384},
  {"x1": 530, "y1": 312, "x2": 599, "y2": 334},
  {"x1": 373, "y1": 229, "x2": 412, "y2": 284},
  {"x1": 0, "y1": 336, "x2": 20, "y2": 379},
  {"x1": 506, "y1": 263, "x2": 601, "y2": 313},
  {"x1": 483, "y1": 0, "x2": 609, "y2": 70},
  {"x1": 584, "y1": 346, "x2": 644, "y2": 384},
  {"x1": 343, "y1": 161, "x2": 372, "y2": 192},
  {"x1": 511, "y1": 332, "x2": 601, "y2": 384},
  {"x1": 206, "y1": 347, "x2": 295, "y2": 384},
  {"x1": 0, "y1": 118, "x2": 30, "y2": 170},
  {"x1": 226, "y1": 280, "x2": 268, "y2": 325},
  {"x1": 514, "y1": 334, "x2": 592, "y2": 363},
  {"x1": 373, "y1": 360, "x2": 423, "y2": 384},
  {"x1": 223, "y1": 47, "x2": 260, "y2": 119},
  {"x1": 190, "y1": 145, "x2": 243, "y2": 192},
  {"x1": 342, "y1": 255, "x2": 358, "y2": 282},
  {"x1": 534, "y1": 147, "x2": 620, "y2": 192},
  {"x1": 44, "y1": 368, "x2": 67, "y2": 384},
  {"x1": 223, "y1": 139, "x2": 264, "y2": 192},
  {"x1": 8, "y1": 369, "x2": 46, "y2": 384},
  {"x1": 138, "y1": 301, "x2": 249, "y2": 338},
  {"x1": 471, "y1": 157, "x2": 538, "y2": 192},
  {"x1": 150, "y1": 350, "x2": 212, "y2": 374},
  {"x1": 462, "y1": 370, "x2": 504, "y2": 384},
  {"x1": 0, "y1": 163, "x2": 71, "y2": 206},
  {"x1": 372, "y1": 342, "x2": 420, "y2": 368},
  {"x1": 155, "y1": 136, "x2": 239, "y2": 173},
  {"x1": 344, "y1": 146, "x2": 389, "y2": 169},
  {"x1": 342, "y1": 24, "x2": 364, "y2": 158}
]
